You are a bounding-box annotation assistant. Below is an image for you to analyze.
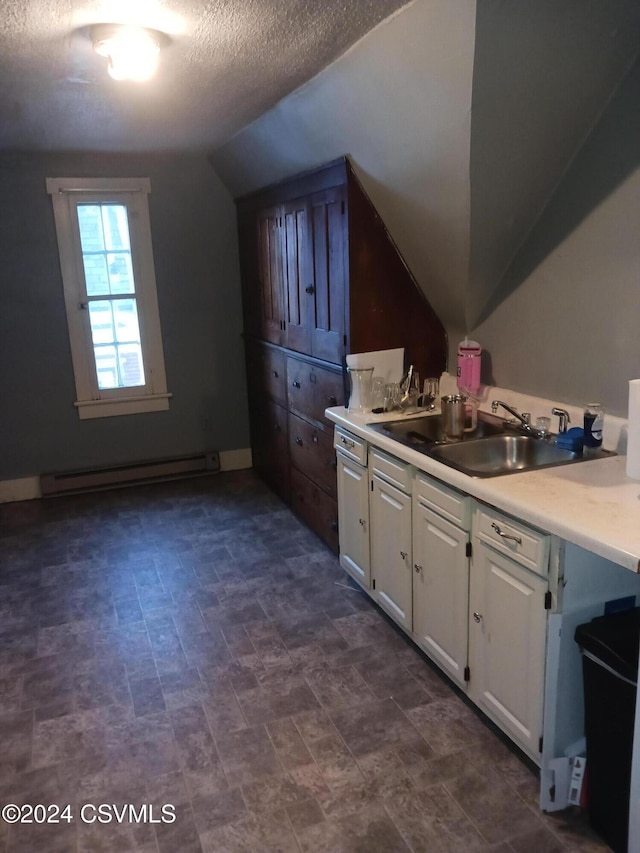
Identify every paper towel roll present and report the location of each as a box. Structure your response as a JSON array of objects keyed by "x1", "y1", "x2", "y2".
[{"x1": 626, "y1": 380, "x2": 640, "y2": 479}]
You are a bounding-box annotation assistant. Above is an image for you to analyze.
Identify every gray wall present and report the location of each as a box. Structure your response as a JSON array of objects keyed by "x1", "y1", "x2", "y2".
[
  {"x1": 472, "y1": 58, "x2": 640, "y2": 415},
  {"x1": 1, "y1": 151, "x2": 249, "y2": 480}
]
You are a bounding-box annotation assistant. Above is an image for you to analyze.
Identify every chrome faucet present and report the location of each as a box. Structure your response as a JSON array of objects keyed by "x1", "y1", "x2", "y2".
[
  {"x1": 491, "y1": 400, "x2": 547, "y2": 438},
  {"x1": 551, "y1": 407, "x2": 571, "y2": 434}
]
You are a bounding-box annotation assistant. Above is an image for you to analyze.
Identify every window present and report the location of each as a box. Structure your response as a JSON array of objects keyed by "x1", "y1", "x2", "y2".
[{"x1": 47, "y1": 177, "x2": 170, "y2": 419}]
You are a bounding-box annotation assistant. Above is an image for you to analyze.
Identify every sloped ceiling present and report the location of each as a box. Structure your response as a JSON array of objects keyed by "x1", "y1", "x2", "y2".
[
  {"x1": 468, "y1": 0, "x2": 640, "y2": 330},
  {"x1": 0, "y1": 0, "x2": 412, "y2": 151},
  {"x1": 210, "y1": 0, "x2": 640, "y2": 345}
]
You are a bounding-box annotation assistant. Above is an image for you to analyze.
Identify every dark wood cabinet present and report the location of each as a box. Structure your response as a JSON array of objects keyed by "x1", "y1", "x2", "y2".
[{"x1": 237, "y1": 157, "x2": 447, "y2": 551}]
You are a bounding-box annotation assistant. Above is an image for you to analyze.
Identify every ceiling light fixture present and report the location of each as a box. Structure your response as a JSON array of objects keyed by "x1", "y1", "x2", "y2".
[{"x1": 91, "y1": 24, "x2": 168, "y2": 82}]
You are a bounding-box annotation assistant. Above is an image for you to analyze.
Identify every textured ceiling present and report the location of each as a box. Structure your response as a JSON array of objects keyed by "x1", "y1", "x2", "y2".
[{"x1": 0, "y1": 0, "x2": 412, "y2": 152}]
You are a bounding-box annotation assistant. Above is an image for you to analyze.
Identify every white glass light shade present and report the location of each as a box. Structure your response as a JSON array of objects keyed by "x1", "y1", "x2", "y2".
[{"x1": 92, "y1": 25, "x2": 163, "y2": 82}]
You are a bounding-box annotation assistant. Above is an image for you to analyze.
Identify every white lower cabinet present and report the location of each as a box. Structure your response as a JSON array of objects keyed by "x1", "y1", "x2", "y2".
[
  {"x1": 412, "y1": 495, "x2": 470, "y2": 688},
  {"x1": 336, "y1": 452, "x2": 370, "y2": 587},
  {"x1": 333, "y1": 430, "x2": 550, "y2": 765},
  {"x1": 469, "y1": 540, "x2": 548, "y2": 762},
  {"x1": 370, "y1": 470, "x2": 413, "y2": 631}
]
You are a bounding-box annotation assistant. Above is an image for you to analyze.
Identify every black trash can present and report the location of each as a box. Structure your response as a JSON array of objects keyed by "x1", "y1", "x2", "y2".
[{"x1": 575, "y1": 607, "x2": 640, "y2": 853}]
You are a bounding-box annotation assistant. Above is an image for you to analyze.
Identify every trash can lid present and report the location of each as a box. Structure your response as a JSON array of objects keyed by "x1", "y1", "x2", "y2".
[{"x1": 575, "y1": 607, "x2": 640, "y2": 682}]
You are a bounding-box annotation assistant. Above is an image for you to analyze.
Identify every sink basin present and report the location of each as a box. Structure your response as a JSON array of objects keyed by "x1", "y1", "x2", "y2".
[
  {"x1": 368, "y1": 412, "x2": 614, "y2": 477},
  {"x1": 368, "y1": 411, "x2": 505, "y2": 449},
  {"x1": 430, "y1": 434, "x2": 585, "y2": 478}
]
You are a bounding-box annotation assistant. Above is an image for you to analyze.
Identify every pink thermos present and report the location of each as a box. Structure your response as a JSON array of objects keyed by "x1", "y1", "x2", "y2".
[{"x1": 457, "y1": 338, "x2": 482, "y2": 396}]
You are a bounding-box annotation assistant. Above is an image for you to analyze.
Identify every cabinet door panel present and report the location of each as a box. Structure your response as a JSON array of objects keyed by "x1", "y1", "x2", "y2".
[
  {"x1": 250, "y1": 398, "x2": 289, "y2": 503},
  {"x1": 257, "y1": 205, "x2": 284, "y2": 345},
  {"x1": 370, "y1": 474, "x2": 412, "y2": 631},
  {"x1": 282, "y1": 198, "x2": 311, "y2": 354},
  {"x1": 413, "y1": 502, "x2": 469, "y2": 687},
  {"x1": 469, "y1": 544, "x2": 547, "y2": 762},
  {"x1": 308, "y1": 186, "x2": 346, "y2": 364},
  {"x1": 337, "y1": 454, "x2": 370, "y2": 588}
]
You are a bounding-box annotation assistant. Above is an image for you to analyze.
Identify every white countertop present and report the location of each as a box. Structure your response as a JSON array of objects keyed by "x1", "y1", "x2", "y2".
[{"x1": 327, "y1": 406, "x2": 640, "y2": 574}]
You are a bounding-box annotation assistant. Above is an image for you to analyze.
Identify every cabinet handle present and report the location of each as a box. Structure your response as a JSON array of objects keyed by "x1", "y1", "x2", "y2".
[
  {"x1": 292, "y1": 380, "x2": 301, "y2": 389},
  {"x1": 400, "y1": 551, "x2": 408, "y2": 560},
  {"x1": 305, "y1": 285, "x2": 315, "y2": 294},
  {"x1": 340, "y1": 435, "x2": 355, "y2": 448},
  {"x1": 359, "y1": 518, "x2": 366, "y2": 529},
  {"x1": 295, "y1": 437, "x2": 303, "y2": 446},
  {"x1": 473, "y1": 612, "x2": 483, "y2": 623},
  {"x1": 272, "y1": 370, "x2": 279, "y2": 378},
  {"x1": 414, "y1": 564, "x2": 422, "y2": 573},
  {"x1": 327, "y1": 395, "x2": 337, "y2": 406},
  {"x1": 491, "y1": 522, "x2": 522, "y2": 545}
]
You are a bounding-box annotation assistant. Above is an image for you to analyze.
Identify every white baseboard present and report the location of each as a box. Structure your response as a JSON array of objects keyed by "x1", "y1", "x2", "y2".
[
  {"x1": 219, "y1": 448, "x2": 253, "y2": 471},
  {"x1": 0, "y1": 449, "x2": 253, "y2": 504},
  {"x1": 0, "y1": 477, "x2": 41, "y2": 503}
]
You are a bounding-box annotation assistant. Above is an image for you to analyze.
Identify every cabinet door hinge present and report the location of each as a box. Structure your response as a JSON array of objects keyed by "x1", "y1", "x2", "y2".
[
  {"x1": 372, "y1": 578, "x2": 376, "y2": 590},
  {"x1": 544, "y1": 590, "x2": 552, "y2": 610},
  {"x1": 341, "y1": 200, "x2": 345, "y2": 215},
  {"x1": 343, "y1": 334, "x2": 347, "y2": 346},
  {"x1": 539, "y1": 736, "x2": 544, "y2": 753},
  {"x1": 371, "y1": 480, "x2": 374, "y2": 491},
  {"x1": 465, "y1": 541, "x2": 472, "y2": 559},
  {"x1": 464, "y1": 665, "x2": 470, "y2": 682}
]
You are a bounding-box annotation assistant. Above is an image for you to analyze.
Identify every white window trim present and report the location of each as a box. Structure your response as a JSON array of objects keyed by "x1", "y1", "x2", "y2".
[{"x1": 47, "y1": 176, "x2": 171, "y2": 419}]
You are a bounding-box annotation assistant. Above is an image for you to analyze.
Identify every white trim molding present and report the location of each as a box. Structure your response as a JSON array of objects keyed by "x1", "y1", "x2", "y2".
[{"x1": 0, "y1": 477, "x2": 41, "y2": 503}]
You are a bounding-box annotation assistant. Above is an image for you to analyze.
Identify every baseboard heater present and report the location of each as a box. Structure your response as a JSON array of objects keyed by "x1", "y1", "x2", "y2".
[{"x1": 40, "y1": 451, "x2": 220, "y2": 497}]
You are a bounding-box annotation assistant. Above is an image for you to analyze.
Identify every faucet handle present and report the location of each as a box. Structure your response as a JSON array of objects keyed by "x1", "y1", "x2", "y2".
[{"x1": 551, "y1": 407, "x2": 571, "y2": 433}]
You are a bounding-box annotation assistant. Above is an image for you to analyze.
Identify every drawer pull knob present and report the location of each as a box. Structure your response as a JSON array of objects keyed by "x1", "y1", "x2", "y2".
[
  {"x1": 400, "y1": 550, "x2": 408, "y2": 560},
  {"x1": 272, "y1": 370, "x2": 279, "y2": 378},
  {"x1": 327, "y1": 395, "x2": 337, "y2": 406},
  {"x1": 292, "y1": 380, "x2": 301, "y2": 389},
  {"x1": 340, "y1": 436, "x2": 355, "y2": 448},
  {"x1": 305, "y1": 285, "x2": 315, "y2": 294},
  {"x1": 295, "y1": 437, "x2": 303, "y2": 446},
  {"x1": 414, "y1": 564, "x2": 422, "y2": 574},
  {"x1": 491, "y1": 522, "x2": 522, "y2": 545},
  {"x1": 473, "y1": 611, "x2": 483, "y2": 623}
]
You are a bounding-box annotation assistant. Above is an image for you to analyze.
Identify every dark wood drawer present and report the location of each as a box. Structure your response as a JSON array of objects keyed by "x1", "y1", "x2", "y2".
[
  {"x1": 291, "y1": 468, "x2": 338, "y2": 553},
  {"x1": 286, "y1": 356, "x2": 344, "y2": 430},
  {"x1": 245, "y1": 341, "x2": 287, "y2": 406},
  {"x1": 288, "y1": 412, "x2": 337, "y2": 499},
  {"x1": 250, "y1": 398, "x2": 289, "y2": 503}
]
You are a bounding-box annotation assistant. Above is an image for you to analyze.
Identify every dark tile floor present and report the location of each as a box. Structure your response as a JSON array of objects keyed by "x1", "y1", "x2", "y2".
[{"x1": 0, "y1": 471, "x2": 609, "y2": 852}]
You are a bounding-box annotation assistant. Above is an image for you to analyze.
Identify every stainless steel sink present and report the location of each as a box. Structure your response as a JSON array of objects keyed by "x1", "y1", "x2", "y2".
[
  {"x1": 368, "y1": 413, "x2": 614, "y2": 477},
  {"x1": 368, "y1": 411, "x2": 505, "y2": 449},
  {"x1": 429, "y1": 434, "x2": 585, "y2": 477}
]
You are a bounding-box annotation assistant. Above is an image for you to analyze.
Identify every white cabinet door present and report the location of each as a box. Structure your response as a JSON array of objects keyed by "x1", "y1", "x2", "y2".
[
  {"x1": 412, "y1": 501, "x2": 469, "y2": 688},
  {"x1": 370, "y1": 473, "x2": 412, "y2": 631},
  {"x1": 336, "y1": 453, "x2": 370, "y2": 588},
  {"x1": 469, "y1": 542, "x2": 548, "y2": 762}
]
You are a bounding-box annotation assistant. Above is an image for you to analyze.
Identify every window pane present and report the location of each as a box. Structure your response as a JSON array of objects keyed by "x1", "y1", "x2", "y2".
[
  {"x1": 113, "y1": 299, "x2": 142, "y2": 344},
  {"x1": 77, "y1": 205, "x2": 105, "y2": 252},
  {"x1": 102, "y1": 205, "x2": 130, "y2": 252},
  {"x1": 88, "y1": 301, "x2": 115, "y2": 344},
  {"x1": 118, "y1": 344, "x2": 145, "y2": 387},
  {"x1": 94, "y1": 345, "x2": 119, "y2": 389},
  {"x1": 78, "y1": 204, "x2": 135, "y2": 296},
  {"x1": 108, "y1": 252, "x2": 134, "y2": 295},
  {"x1": 83, "y1": 254, "x2": 110, "y2": 296}
]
